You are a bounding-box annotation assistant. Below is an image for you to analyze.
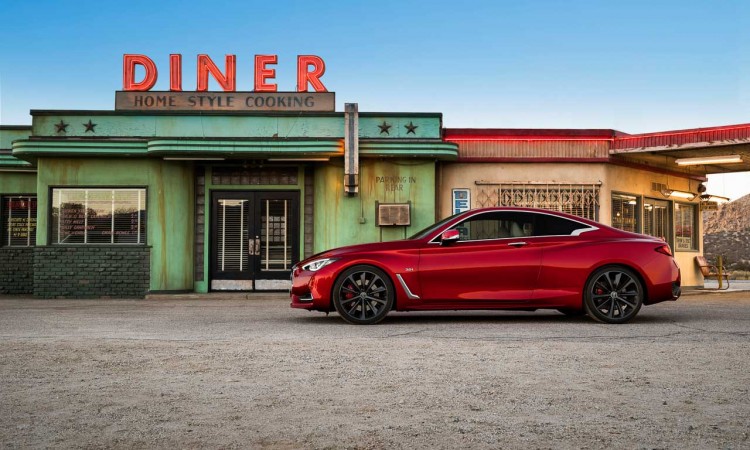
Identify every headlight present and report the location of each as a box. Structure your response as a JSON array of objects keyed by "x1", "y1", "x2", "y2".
[{"x1": 302, "y1": 257, "x2": 339, "y2": 272}]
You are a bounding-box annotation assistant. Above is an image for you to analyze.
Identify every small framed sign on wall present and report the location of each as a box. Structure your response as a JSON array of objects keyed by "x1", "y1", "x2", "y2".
[{"x1": 452, "y1": 189, "x2": 471, "y2": 214}]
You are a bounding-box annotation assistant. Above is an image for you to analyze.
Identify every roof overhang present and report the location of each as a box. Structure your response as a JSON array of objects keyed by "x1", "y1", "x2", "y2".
[{"x1": 609, "y1": 123, "x2": 750, "y2": 174}]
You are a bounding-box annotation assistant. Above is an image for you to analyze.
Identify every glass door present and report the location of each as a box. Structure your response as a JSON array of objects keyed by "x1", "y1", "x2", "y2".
[
  {"x1": 253, "y1": 193, "x2": 299, "y2": 289},
  {"x1": 210, "y1": 191, "x2": 299, "y2": 291}
]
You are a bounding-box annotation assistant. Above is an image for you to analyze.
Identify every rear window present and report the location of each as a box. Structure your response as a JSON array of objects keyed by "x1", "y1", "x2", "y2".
[{"x1": 534, "y1": 214, "x2": 591, "y2": 236}]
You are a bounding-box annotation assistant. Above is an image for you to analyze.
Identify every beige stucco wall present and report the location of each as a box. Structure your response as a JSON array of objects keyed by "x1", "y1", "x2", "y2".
[
  {"x1": 439, "y1": 162, "x2": 704, "y2": 287},
  {"x1": 605, "y1": 164, "x2": 703, "y2": 287},
  {"x1": 438, "y1": 162, "x2": 609, "y2": 218}
]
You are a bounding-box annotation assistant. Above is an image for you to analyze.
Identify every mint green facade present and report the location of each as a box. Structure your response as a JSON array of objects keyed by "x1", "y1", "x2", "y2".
[
  {"x1": 314, "y1": 159, "x2": 436, "y2": 250},
  {"x1": 35, "y1": 158, "x2": 194, "y2": 291},
  {"x1": 2, "y1": 111, "x2": 457, "y2": 296}
]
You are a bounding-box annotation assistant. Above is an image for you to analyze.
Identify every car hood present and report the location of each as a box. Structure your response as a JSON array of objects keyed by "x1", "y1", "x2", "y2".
[{"x1": 298, "y1": 239, "x2": 417, "y2": 265}]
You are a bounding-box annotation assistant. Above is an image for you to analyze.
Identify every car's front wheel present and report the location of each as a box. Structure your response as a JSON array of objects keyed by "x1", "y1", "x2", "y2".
[
  {"x1": 333, "y1": 265, "x2": 394, "y2": 325},
  {"x1": 583, "y1": 266, "x2": 644, "y2": 324}
]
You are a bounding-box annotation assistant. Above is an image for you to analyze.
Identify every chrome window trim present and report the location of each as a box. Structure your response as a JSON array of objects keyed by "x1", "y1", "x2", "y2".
[{"x1": 427, "y1": 210, "x2": 599, "y2": 245}]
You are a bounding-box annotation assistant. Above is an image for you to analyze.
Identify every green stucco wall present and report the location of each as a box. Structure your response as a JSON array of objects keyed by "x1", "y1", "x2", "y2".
[
  {"x1": 0, "y1": 172, "x2": 37, "y2": 195},
  {"x1": 314, "y1": 158, "x2": 436, "y2": 252},
  {"x1": 35, "y1": 158, "x2": 193, "y2": 291}
]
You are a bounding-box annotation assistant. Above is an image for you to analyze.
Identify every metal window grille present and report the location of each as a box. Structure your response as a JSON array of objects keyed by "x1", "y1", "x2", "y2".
[{"x1": 474, "y1": 182, "x2": 600, "y2": 221}]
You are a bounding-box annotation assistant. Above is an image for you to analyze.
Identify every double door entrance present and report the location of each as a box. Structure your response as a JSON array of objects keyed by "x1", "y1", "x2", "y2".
[{"x1": 210, "y1": 191, "x2": 299, "y2": 291}]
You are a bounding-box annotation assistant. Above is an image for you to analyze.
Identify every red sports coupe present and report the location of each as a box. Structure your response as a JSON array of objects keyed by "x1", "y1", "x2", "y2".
[{"x1": 291, "y1": 207, "x2": 681, "y2": 324}]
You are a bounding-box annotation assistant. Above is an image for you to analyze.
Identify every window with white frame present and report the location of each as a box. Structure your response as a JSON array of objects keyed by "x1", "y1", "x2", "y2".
[
  {"x1": 611, "y1": 193, "x2": 639, "y2": 233},
  {"x1": 643, "y1": 198, "x2": 671, "y2": 243},
  {"x1": 2, "y1": 195, "x2": 37, "y2": 247},
  {"x1": 51, "y1": 188, "x2": 146, "y2": 245},
  {"x1": 674, "y1": 202, "x2": 697, "y2": 251}
]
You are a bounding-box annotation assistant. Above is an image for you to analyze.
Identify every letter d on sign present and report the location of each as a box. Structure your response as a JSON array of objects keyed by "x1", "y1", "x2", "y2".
[{"x1": 123, "y1": 54, "x2": 158, "y2": 91}]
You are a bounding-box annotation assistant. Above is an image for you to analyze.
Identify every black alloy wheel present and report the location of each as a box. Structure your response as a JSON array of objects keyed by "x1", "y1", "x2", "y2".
[
  {"x1": 583, "y1": 266, "x2": 644, "y2": 324},
  {"x1": 333, "y1": 265, "x2": 394, "y2": 325}
]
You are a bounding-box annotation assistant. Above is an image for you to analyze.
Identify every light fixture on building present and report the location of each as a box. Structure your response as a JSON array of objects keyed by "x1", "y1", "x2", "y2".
[
  {"x1": 700, "y1": 194, "x2": 731, "y2": 204},
  {"x1": 674, "y1": 155, "x2": 743, "y2": 166},
  {"x1": 660, "y1": 188, "x2": 696, "y2": 200}
]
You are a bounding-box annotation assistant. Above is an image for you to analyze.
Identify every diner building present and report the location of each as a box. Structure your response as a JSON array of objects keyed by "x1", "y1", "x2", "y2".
[{"x1": 1, "y1": 95, "x2": 748, "y2": 297}]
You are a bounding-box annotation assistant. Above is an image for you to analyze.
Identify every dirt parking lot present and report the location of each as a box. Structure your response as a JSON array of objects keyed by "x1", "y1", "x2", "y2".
[{"x1": 1, "y1": 291, "x2": 748, "y2": 449}]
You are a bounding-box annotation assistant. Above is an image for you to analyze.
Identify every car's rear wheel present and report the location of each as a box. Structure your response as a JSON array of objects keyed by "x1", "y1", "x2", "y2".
[
  {"x1": 333, "y1": 265, "x2": 394, "y2": 325},
  {"x1": 584, "y1": 266, "x2": 644, "y2": 324}
]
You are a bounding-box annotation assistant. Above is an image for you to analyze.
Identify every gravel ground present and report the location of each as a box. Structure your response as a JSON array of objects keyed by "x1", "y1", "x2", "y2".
[{"x1": 1, "y1": 292, "x2": 749, "y2": 449}]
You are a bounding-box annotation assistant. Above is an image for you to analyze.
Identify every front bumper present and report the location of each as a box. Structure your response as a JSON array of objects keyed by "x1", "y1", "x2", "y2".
[{"x1": 289, "y1": 266, "x2": 336, "y2": 312}]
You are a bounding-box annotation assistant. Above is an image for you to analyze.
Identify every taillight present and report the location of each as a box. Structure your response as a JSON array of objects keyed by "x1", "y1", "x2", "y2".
[{"x1": 655, "y1": 244, "x2": 672, "y2": 256}]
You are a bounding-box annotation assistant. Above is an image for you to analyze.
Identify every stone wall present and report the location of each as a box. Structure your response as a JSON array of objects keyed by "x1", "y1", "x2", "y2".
[
  {"x1": 0, "y1": 247, "x2": 34, "y2": 294},
  {"x1": 33, "y1": 246, "x2": 150, "y2": 298}
]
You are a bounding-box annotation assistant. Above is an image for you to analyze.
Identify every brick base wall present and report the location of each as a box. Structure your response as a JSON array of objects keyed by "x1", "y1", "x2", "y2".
[
  {"x1": 33, "y1": 246, "x2": 150, "y2": 299},
  {"x1": 0, "y1": 247, "x2": 34, "y2": 294}
]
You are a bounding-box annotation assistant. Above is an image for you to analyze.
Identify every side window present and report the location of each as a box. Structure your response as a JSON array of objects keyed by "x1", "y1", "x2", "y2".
[
  {"x1": 451, "y1": 212, "x2": 534, "y2": 241},
  {"x1": 533, "y1": 214, "x2": 591, "y2": 236}
]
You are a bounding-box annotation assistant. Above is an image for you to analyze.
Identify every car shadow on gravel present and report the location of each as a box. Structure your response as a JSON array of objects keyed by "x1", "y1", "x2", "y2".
[{"x1": 289, "y1": 310, "x2": 683, "y2": 326}]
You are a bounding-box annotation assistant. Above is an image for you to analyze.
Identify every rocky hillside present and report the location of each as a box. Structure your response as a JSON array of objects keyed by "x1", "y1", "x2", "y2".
[{"x1": 703, "y1": 193, "x2": 750, "y2": 271}]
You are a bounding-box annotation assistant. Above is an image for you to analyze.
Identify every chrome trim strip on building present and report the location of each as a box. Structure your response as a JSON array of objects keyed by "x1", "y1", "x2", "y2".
[{"x1": 396, "y1": 274, "x2": 420, "y2": 300}]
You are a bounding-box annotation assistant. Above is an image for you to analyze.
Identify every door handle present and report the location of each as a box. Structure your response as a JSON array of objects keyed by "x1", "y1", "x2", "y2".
[
  {"x1": 508, "y1": 241, "x2": 527, "y2": 247},
  {"x1": 253, "y1": 236, "x2": 261, "y2": 255},
  {"x1": 248, "y1": 238, "x2": 254, "y2": 256}
]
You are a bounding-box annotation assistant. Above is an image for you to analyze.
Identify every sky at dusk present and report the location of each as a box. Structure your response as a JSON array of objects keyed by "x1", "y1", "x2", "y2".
[{"x1": 1, "y1": 0, "x2": 748, "y2": 199}]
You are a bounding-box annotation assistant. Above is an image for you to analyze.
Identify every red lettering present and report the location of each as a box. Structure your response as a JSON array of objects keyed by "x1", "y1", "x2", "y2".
[
  {"x1": 254, "y1": 54, "x2": 278, "y2": 92},
  {"x1": 297, "y1": 55, "x2": 327, "y2": 92},
  {"x1": 196, "y1": 54, "x2": 236, "y2": 92},
  {"x1": 122, "y1": 54, "x2": 327, "y2": 92},
  {"x1": 122, "y1": 54, "x2": 157, "y2": 91},
  {"x1": 169, "y1": 54, "x2": 182, "y2": 91}
]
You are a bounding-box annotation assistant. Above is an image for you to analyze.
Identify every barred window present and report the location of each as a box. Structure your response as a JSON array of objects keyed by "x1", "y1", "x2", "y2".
[
  {"x1": 643, "y1": 198, "x2": 670, "y2": 243},
  {"x1": 675, "y1": 203, "x2": 697, "y2": 251},
  {"x1": 475, "y1": 183, "x2": 600, "y2": 221},
  {"x1": 51, "y1": 188, "x2": 146, "y2": 245},
  {"x1": 2, "y1": 195, "x2": 37, "y2": 247},
  {"x1": 611, "y1": 193, "x2": 639, "y2": 233}
]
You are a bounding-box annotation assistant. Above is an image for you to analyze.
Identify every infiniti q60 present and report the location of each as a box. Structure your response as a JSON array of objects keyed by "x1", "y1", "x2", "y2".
[{"x1": 290, "y1": 207, "x2": 681, "y2": 324}]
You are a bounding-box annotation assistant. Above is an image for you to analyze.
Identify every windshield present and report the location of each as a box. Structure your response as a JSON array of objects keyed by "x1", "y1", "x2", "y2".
[{"x1": 408, "y1": 212, "x2": 462, "y2": 240}]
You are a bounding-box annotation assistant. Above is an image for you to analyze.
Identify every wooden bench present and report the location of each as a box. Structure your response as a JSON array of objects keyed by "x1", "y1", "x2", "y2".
[{"x1": 695, "y1": 255, "x2": 730, "y2": 290}]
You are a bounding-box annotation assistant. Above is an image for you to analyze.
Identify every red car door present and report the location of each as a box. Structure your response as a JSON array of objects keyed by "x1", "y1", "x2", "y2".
[{"x1": 417, "y1": 211, "x2": 543, "y2": 304}]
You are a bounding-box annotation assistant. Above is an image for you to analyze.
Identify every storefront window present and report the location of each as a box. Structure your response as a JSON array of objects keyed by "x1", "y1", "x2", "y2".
[
  {"x1": 643, "y1": 198, "x2": 671, "y2": 243},
  {"x1": 611, "y1": 193, "x2": 639, "y2": 232},
  {"x1": 51, "y1": 188, "x2": 146, "y2": 245},
  {"x1": 675, "y1": 203, "x2": 697, "y2": 251},
  {"x1": 1, "y1": 195, "x2": 37, "y2": 247}
]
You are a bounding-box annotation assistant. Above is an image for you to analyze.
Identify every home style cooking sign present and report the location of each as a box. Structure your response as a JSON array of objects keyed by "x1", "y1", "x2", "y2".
[{"x1": 116, "y1": 54, "x2": 334, "y2": 112}]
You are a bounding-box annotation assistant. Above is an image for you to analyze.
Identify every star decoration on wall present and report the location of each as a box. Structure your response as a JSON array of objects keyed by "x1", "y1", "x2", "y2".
[
  {"x1": 55, "y1": 120, "x2": 69, "y2": 133},
  {"x1": 378, "y1": 121, "x2": 392, "y2": 135},
  {"x1": 83, "y1": 120, "x2": 97, "y2": 133},
  {"x1": 404, "y1": 121, "x2": 418, "y2": 134}
]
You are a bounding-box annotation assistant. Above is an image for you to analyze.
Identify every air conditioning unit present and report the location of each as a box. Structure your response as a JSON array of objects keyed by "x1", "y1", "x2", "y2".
[{"x1": 376, "y1": 202, "x2": 411, "y2": 226}]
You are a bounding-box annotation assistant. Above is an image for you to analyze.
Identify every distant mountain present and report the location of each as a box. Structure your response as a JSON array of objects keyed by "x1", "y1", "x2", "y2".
[{"x1": 703, "y1": 194, "x2": 750, "y2": 271}]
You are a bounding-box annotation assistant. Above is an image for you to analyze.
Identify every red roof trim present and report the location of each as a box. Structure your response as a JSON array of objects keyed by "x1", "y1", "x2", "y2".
[{"x1": 445, "y1": 123, "x2": 750, "y2": 150}]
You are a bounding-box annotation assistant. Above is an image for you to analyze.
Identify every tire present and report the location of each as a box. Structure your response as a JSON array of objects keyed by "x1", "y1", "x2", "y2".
[
  {"x1": 332, "y1": 265, "x2": 394, "y2": 325},
  {"x1": 583, "y1": 266, "x2": 644, "y2": 324},
  {"x1": 557, "y1": 308, "x2": 586, "y2": 317}
]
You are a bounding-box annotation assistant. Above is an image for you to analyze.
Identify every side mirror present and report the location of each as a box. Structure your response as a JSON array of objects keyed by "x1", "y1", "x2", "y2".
[{"x1": 440, "y1": 229, "x2": 460, "y2": 245}]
